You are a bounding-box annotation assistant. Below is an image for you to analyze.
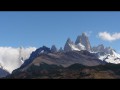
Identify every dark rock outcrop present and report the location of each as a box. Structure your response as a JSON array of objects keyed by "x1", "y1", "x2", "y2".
[
  {"x1": 75, "y1": 33, "x2": 91, "y2": 51},
  {"x1": 51, "y1": 45, "x2": 57, "y2": 53},
  {"x1": 0, "y1": 68, "x2": 9, "y2": 78},
  {"x1": 20, "y1": 46, "x2": 51, "y2": 69},
  {"x1": 64, "y1": 38, "x2": 76, "y2": 52}
]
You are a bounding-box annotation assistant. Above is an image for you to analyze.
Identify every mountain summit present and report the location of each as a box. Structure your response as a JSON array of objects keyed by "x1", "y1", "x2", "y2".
[
  {"x1": 64, "y1": 38, "x2": 78, "y2": 52},
  {"x1": 75, "y1": 33, "x2": 91, "y2": 51},
  {"x1": 63, "y1": 33, "x2": 120, "y2": 64},
  {"x1": 64, "y1": 33, "x2": 91, "y2": 52}
]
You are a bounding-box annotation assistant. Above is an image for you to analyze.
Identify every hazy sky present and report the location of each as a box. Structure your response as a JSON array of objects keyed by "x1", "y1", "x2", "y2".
[{"x1": 0, "y1": 12, "x2": 120, "y2": 52}]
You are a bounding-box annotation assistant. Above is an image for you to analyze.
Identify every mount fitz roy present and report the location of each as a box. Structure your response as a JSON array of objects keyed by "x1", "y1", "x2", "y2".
[
  {"x1": 64, "y1": 33, "x2": 91, "y2": 52},
  {"x1": 64, "y1": 33, "x2": 120, "y2": 64},
  {"x1": 3, "y1": 32, "x2": 120, "y2": 78}
]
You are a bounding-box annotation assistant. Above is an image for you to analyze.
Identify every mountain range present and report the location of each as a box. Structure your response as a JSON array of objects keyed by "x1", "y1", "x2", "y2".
[{"x1": 3, "y1": 32, "x2": 120, "y2": 78}]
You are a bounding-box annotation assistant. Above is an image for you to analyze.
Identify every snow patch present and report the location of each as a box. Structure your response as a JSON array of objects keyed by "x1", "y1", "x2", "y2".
[
  {"x1": 68, "y1": 43, "x2": 80, "y2": 51},
  {"x1": 77, "y1": 43, "x2": 86, "y2": 50},
  {"x1": 98, "y1": 50, "x2": 120, "y2": 64}
]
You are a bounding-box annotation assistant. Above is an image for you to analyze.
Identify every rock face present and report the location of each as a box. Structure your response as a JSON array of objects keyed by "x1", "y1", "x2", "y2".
[
  {"x1": 92, "y1": 45, "x2": 114, "y2": 55},
  {"x1": 104, "y1": 47, "x2": 114, "y2": 55},
  {"x1": 0, "y1": 64, "x2": 9, "y2": 77},
  {"x1": 64, "y1": 38, "x2": 79, "y2": 52},
  {"x1": 0, "y1": 68, "x2": 9, "y2": 78},
  {"x1": 92, "y1": 44, "x2": 105, "y2": 53},
  {"x1": 59, "y1": 47, "x2": 64, "y2": 52},
  {"x1": 7, "y1": 63, "x2": 120, "y2": 79},
  {"x1": 29, "y1": 46, "x2": 51, "y2": 59},
  {"x1": 92, "y1": 45, "x2": 120, "y2": 64},
  {"x1": 20, "y1": 46, "x2": 51, "y2": 69},
  {"x1": 14, "y1": 49, "x2": 105, "y2": 74},
  {"x1": 64, "y1": 33, "x2": 91, "y2": 52},
  {"x1": 75, "y1": 33, "x2": 91, "y2": 51},
  {"x1": 51, "y1": 45, "x2": 57, "y2": 53}
]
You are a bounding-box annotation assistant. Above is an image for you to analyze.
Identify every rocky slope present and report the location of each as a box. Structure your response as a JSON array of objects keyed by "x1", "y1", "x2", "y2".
[
  {"x1": 0, "y1": 68, "x2": 9, "y2": 78},
  {"x1": 7, "y1": 63, "x2": 120, "y2": 79},
  {"x1": 13, "y1": 47, "x2": 105, "y2": 73},
  {"x1": 6, "y1": 45, "x2": 107, "y2": 79}
]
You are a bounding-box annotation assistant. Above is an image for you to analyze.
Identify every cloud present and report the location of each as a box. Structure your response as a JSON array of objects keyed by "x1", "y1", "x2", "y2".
[
  {"x1": 98, "y1": 32, "x2": 120, "y2": 41},
  {"x1": 0, "y1": 47, "x2": 36, "y2": 73}
]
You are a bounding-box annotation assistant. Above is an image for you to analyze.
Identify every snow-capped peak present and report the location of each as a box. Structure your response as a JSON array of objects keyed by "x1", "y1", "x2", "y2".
[
  {"x1": 98, "y1": 49, "x2": 120, "y2": 64},
  {"x1": 64, "y1": 37, "x2": 86, "y2": 52},
  {"x1": 64, "y1": 33, "x2": 91, "y2": 52},
  {"x1": 75, "y1": 33, "x2": 91, "y2": 51},
  {"x1": 111, "y1": 50, "x2": 120, "y2": 58},
  {"x1": 76, "y1": 43, "x2": 86, "y2": 50}
]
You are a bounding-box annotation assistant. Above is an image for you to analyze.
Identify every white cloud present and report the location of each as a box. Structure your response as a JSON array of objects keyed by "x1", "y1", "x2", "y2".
[
  {"x1": 98, "y1": 32, "x2": 120, "y2": 41},
  {"x1": 0, "y1": 47, "x2": 36, "y2": 73}
]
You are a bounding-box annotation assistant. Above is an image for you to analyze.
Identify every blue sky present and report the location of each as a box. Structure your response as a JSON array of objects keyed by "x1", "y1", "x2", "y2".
[{"x1": 0, "y1": 12, "x2": 120, "y2": 52}]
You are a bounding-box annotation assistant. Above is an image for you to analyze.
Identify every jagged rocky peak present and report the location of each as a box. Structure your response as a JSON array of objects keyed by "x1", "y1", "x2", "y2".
[
  {"x1": 82, "y1": 32, "x2": 87, "y2": 37},
  {"x1": 92, "y1": 44, "x2": 115, "y2": 55},
  {"x1": 64, "y1": 38, "x2": 72, "y2": 52},
  {"x1": 64, "y1": 38, "x2": 77, "y2": 52},
  {"x1": 19, "y1": 46, "x2": 52, "y2": 69},
  {"x1": 64, "y1": 33, "x2": 92, "y2": 52},
  {"x1": 104, "y1": 47, "x2": 114, "y2": 55},
  {"x1": 92, "y1": 44, "x2": 105, "y2": 52},
  {"x1": 75, "y1": 35, "x2": 82, "y2": 45},
  {"x1": 98, "y1": 44, "x2": 104, "y2": 49},
  {"x1": 30, "y1": 46, "x2": 51, "y2": 59},
  {"x1": 37, "y1": 46, "x2": 51, "y2": 54},
  {"x1": 81, "y1": 32, "x2": 91, "y2": 51},
  {"x1": 59, "y1": 47, "x2": 64, "y2": 52},
  {"x1": 75, "y1": 32, "x2": 91, "y2": 51},
  {"x1": 51, "y1": 45, "x2": 58, "y2": 53},
  {"x1": 66, "y1": 38, "x2": 74, "y2": 44}
]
